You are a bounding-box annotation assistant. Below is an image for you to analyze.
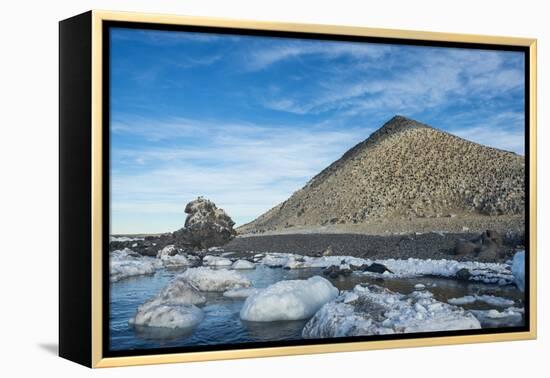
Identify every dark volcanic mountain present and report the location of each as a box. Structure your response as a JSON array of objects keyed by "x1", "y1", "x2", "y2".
[{"x1": 238, "y1": 116, "x2": 525, "y2": 234}]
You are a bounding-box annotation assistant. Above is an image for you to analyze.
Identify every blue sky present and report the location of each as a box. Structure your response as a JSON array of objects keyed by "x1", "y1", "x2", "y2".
[{"x1": 109, "y1": 27, "x2": 525, "y2": 234}]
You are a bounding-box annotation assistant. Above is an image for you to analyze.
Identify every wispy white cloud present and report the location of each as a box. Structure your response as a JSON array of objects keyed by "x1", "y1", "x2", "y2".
[
  {"x1": 260, "y1": 47, "x2": 524, "y2": 117},
  {"x1": 111, "y1": 117, "x2": 371, "y2": 233},
  {"x1": 246, "y1": 40, "x2": 392, "y2": 71}
]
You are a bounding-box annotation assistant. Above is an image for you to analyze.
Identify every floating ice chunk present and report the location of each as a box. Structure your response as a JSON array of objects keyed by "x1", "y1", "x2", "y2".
[
  {"x1": 203, "y1": 255, "x2": 233, "y2": 267},
  {"x1": 160, "y1": 254, "x2": 196, "y2": 268},
  {"x1": 110, "y1": 249, "x2": 158, "y2": 282},
  {"x1": 129, "y1": 277, "x2": 206, "y2": 329},
  {"x1": 147, "y1": 278, "x2": 206, "y2": 307},
  {"x1": 343, "y1": 292, "x2": 359, "y2": 304},
  {"x1": 232, "y1": 260, "x2": 255, "y2": 269},
  {"x1": 180, "y1": 267, "x2": 251, "y2": 292},
  {"x1": 448, "y1": 296, "x2": 477, "y2": 305},
  {"x1": 156, "y1": 245, "x2": 197, "y2": 268},
  {"x1": 470, "y1": 307, "x2": 524, "y2": 327},
  {"x1": 240, "y1": 276, "x2": 338, "y2": 322},
  {"x1": 449, "y1": 295, "x2": 515, "y2": 307},
  {"x1": 261, "y1": 254, "x2": 290, "y2": 267},
  {"x1": 303, "y1": 285, "x2": 480, "y2": 338},
  {"x1": 223, "y1": 287, "x2": 261, "y2": 298},
  {"x1": 512, "y1": 250, "x2": 525, "y2": 291},
  {"x1": 129, "y1": 303, "x2": 203, "y2": 329},
  {"x1": 414, "y1": 284, "x2": 426, "y2": 290}
]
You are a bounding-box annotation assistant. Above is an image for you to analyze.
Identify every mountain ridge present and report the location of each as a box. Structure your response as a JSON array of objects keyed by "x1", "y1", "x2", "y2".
[{"x1": 238, "y1": 116, "x2": 524, "y2": 234}]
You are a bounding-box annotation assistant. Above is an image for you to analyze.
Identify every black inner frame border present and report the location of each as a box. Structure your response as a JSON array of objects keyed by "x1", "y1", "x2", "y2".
[{"x1": 101, "y1": 20, "x2": 531, "y2": 359}]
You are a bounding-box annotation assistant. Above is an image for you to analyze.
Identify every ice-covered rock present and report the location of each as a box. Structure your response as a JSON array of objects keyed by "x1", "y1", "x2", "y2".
[
  {"x1": 129, "y1": 303, "x2": 204, "y2": 329},
  {"x1": 240, "y1": 276, "x2": 338, "y2": 322},
  {"x1": 202, "y1": 255, "x2": 233, "y2": 267},
  {"x1": 512, "y1": 250, "x2": 525, "y2": 291},
  {"x1": 448, "y1": 295, "x2": 514, "y2": 307},
  {"x1": 302, "y1": 284, "x2": 480, "y2": 338},
  {"x1": 180, "y1": 267, "x2": 251, "y2": 292},
  {"x1": 223, "y1": 287, "x2": 261, "y2": 298},
  {"x1": 232, "y1": 259, "x2": 255, "y2": 269},
  {"x1": 110, "y1": 249, "x2": 158, "y2": 282}
]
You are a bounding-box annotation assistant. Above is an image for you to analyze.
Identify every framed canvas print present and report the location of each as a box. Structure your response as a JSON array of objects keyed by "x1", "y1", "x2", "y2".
[{"x1": 59, "y1": 10, "x2": 537, "y2": 368}]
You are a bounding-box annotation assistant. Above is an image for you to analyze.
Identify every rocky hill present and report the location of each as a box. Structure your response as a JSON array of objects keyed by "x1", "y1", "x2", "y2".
[{"x1": 238, "y1": 116, "x2": 525, "y2": 234}]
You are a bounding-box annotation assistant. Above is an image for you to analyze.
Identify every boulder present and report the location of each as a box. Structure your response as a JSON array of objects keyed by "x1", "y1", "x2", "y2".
[
  {"x1": 454, "y1": 239, "x2": 479, "y2": 256},
  {"x1": 455, "y1": 268, "x2": 471, "y2": 281},
  {"x1": 177, "y1": 197, "x2": 236, "y2": 249},
  {"x1": 363, "y1": 263, "x2": 393, "y2": 274}
]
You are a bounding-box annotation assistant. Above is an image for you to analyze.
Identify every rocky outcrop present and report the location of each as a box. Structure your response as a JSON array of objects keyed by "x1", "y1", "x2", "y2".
[
  {"x1": 238, "y1": 115, "x2": 525, "y2": 234},
  {"x1": 109, "y1": 197, "x2": 236, "y2": 254},
  {"x1": 174, "y1": 197, "x2": 236, "y2": 249},
  {"x1": 454, "y1": 230, "x2": 505, "y2": 261}
]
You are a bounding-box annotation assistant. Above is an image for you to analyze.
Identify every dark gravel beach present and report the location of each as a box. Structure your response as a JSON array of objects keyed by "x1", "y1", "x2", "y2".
[{"x1": 224, "y1": 232, "x2": 521, "y2": 262}]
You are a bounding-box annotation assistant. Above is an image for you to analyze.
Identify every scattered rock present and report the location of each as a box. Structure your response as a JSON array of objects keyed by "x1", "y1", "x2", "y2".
[
  {"x1": 363, "y1": 262, "x2": 393, "y2": 274},
  {"x1": 455, "y1": 268, "x2": 471, "y2": 281}
]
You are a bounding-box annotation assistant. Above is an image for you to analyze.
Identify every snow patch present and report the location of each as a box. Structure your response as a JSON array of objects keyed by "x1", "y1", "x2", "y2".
[{"x1": 240, "y1": 276, "x2": 338, "y2": 322}]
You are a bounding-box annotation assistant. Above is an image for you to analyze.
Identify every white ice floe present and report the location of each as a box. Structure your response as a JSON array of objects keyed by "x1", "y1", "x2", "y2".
[
  {"x1": 240, "y1": 276, "x2": 338, "y2": 322},
  {"x1": 180, "y1": 267, "x2": 251, "y2": 292},
  {"x1": 470, "y1": 307, "x2": 524, "y2": 327},
  {"x1": 302, "y1": 284, "x2": 480, "y2": 338},
  {"x1": 110, "y1": 236, "x2": 144, "y2": 242},
  {"x1": 414, "y1": 284, "x2": 426, "y2": 290},
  {"x1": 129, "y1": 277, "x2": 206, "y2": 329},
  {"x1": 160, "y1": 253, "x2": 196, "y2": 268},
  {"x1": 110, "y1": 249, "x2": 158, "y2": 282},
  {"x1": 261, "y1": 254, "x2": 290, "y2": 267},
  {"x1": 202, "y1": 255, "x2": 233, "y2": 267},
  {"x1": 223, "y1": 287, "x2": 261, "y2": 298},
  {"x1": 512, "y1": 250, "x2": 525, "y2": 292},
  {"x1": 156, "y1": 245, "x2": 197, "y2": 268},
  {"x1": 232, "y1": 260, "x2": 255, "y2": 269},
  {"x1": 129, "y1": 303, "x2": 204, "y2": 329},
  {"x1": 448, "y1": 295, "x2": 515, "y2": 307}
]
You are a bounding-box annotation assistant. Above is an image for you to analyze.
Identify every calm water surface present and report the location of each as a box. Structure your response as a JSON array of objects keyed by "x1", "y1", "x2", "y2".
[{"x1": 110, "y1": 265, "x2": 524, "y2": 351}]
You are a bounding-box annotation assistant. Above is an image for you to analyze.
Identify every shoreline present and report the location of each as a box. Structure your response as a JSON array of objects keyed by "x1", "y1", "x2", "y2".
[{"x1": 223, "y1": 231, "x2": 523, "y2": 263}]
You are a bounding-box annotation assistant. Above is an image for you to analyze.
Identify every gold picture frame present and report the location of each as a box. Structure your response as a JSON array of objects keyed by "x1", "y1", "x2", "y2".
[{"x1": 59, "y1": 10, "x2": 537, "y2": 368}]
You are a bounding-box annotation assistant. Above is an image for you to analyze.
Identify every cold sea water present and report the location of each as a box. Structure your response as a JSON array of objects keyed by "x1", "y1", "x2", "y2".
[{"x1": 109, "y1": 264, "x2": 524, "y2": 352}]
